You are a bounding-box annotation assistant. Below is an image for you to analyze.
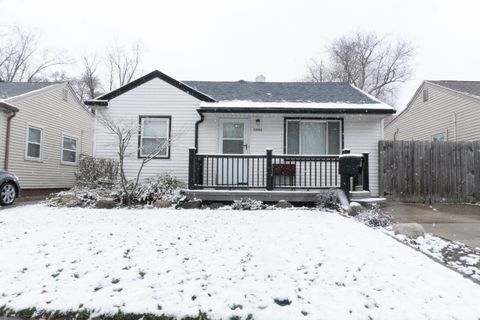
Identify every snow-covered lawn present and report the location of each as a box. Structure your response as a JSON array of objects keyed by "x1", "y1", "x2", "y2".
[{"x1": 1, "y1": 205, "x2": 480, "y2": 320}]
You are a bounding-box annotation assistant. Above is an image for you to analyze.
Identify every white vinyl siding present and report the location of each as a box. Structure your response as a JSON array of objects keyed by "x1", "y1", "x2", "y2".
[
  {"x1": 0, "y1": 111, "x2": 5, "y2": 169},
  {"x1": 385, "y1": 82, "x2": 480, "y2": 141},
  {"x1": 6, "y1": 83, "x2": 94, "y2": 189},
  {"x1": 25, "y1": 125, "x2": 43, "y2": 160}
]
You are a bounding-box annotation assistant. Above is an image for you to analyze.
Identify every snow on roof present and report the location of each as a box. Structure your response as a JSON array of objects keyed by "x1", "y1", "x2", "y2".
[{"x1": 199, "y1": 100, "x2": 394, "y2": 113}]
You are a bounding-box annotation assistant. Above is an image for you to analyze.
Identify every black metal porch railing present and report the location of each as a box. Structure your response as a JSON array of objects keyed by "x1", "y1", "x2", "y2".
[{"x1": 188, "y1": 148, "x2": 369, "y2": 191}]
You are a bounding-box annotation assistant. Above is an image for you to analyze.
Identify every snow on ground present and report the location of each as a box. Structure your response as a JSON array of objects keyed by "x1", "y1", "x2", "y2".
[
  {"x1": 392, "y1": 232, "x2": 480, "y2": 282},
  {"x1": 1, "y1": 205, "x2": 480, "y2": 320}
]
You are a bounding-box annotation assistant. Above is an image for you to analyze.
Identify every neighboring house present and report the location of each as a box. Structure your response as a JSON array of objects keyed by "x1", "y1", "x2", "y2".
[
  {"x1": 86, "y1": 70, "x2": 394, "y2": 197},
  {"x1": 0, "y1": 82, "x2": 94, "y2": 195},
  {"x1": 385, "y1": 81, "x2": 480, "y2": 141}
]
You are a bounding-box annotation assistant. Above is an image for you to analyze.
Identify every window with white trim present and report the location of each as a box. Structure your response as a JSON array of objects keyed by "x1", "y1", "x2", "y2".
[
  {"x1": 26, "y1": 126, "x2": 43, "y2": 159},
  {"x1": 431, "y1": 132, "x2": 446, "y2": 142},
  {"x1": 62, "y1": 135, "x2": 78, "y2": 163},
  {"x1": 286, "y1": 119, "x2": 341, "y2": 155},
  {"x1": 139, "y1": 116, "x2": 170, "y2": 158}
]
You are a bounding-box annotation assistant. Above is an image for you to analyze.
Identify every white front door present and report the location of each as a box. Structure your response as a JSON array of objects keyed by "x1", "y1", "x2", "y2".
[{"x1": 218, "y1": 119, "x2": 249, "y2": 185}]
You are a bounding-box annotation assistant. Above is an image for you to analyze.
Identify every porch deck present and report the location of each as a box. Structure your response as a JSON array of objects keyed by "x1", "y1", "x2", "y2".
[{"x1": 187, "y1": 148, "x2": 370, "y2": 202}]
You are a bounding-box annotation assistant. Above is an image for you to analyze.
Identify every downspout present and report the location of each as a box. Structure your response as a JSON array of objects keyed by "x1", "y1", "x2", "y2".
[
  {"x1": 194, "y1": 109, "x2": 205, "y2": 151},
  {"x1": 4, "y1": 110, "x2": 17, "y2": 170}
]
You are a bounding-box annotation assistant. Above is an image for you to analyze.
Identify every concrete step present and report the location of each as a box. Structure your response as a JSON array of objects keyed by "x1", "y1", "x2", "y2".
[
  {"x1": 349, "y1": 190, "x2": 371, "y2": 199},
  {"x1": 353, "y1": 197, "x2": 387, "y2": 208}
]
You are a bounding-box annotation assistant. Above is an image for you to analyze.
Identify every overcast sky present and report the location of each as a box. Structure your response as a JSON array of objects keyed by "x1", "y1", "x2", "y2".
[{"x1": 1, "y1": 0, "x2": 479, "y2": 109}]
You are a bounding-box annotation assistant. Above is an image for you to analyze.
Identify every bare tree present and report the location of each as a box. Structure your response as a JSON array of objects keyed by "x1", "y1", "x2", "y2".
[
  {"x1": 70, "y1": 55, "x2": 103, "y2": 100},
  {"x1": 305, "y1": 31, "x2": 415, "y2": 104},
  {"x1": 0, "y1": 26, "x2": 67, "y2": 82},
  {"x1": 106, "y1": 43, "x2": 142, "y2": 91},
  {"x1": 96, "y1": 111, "x2": 181, "y2": 204}
]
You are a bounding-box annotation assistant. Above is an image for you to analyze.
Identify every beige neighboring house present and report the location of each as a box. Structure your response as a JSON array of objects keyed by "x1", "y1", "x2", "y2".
[
  {"x1": 385, "y1": 81, "x2": 480, "y2": 141},
  {"x1": 0, "y1": 82, "x2": 94, "y2": 195}
]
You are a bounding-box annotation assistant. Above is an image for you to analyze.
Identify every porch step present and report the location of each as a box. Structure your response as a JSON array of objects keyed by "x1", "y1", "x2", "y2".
[
  {"x1": 185, "y1": 189, "x2": 336, "y2": 203},
  {"x1": 353, "y1": 197, "x2": 387, "y2": 208},
  {"x1": 349, "y1": 190, "x2": 371, "y2": 199}
]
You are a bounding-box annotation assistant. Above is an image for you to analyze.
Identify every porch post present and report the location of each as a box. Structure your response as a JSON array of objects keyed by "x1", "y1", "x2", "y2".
[
  {"x1": 362, "y1": 152, "x2": 370, "y2": 191},
  {"x1": 266, "y1": 148, "x2": 273, "y2": 191},
  {"x1": 188, "y1": 148, "x2": 196, "y2": 190},
  {"x1": 340, "y1": 149, "x2": 350, "y2": 193}
]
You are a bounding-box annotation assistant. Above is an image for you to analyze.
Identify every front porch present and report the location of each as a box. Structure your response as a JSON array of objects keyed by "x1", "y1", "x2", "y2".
[{"x1": 187, "y1": 148, "x2": 370, "y2": 202}]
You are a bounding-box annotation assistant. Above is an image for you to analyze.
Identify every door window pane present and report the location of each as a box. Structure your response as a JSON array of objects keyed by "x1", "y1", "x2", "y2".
[
  {"x1": 223, "y1": 123, "x2": 244, "y2": 139},
  {"x1": 223, "y1": 140, "x2": 244, "y2": 154},
  {"x1": 328, "y1": 122, "x2": 341, "y2": 154},
  {"x1": 301, "y1": 122, "x2": 326, "y2": 154},
  {"x1": 287, "y1": 121, "x2": 300, "y2": 154}
]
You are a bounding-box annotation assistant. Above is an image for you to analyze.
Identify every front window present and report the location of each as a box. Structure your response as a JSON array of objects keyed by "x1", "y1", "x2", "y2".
[
  {"x1": 286, "y1": 119, "x2": 341, "y2": 155},
  {"x1": 139, "y1": 116, "x2": 170, "y2": 158},
  {"x1": 62, "y1": 135, "x2": 78, "y2": 164},
  {"x1": 26, "y1": 126, "x2": 43, "y2": 160}
]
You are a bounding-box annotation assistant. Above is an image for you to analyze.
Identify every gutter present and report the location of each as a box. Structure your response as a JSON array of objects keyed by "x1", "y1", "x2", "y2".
[
  {"x1": 194, "y1": 109, "x2": 205, "y2": 151},
  {"x1": 0, "y1": 102, "x2": 19, "y2": 170}
]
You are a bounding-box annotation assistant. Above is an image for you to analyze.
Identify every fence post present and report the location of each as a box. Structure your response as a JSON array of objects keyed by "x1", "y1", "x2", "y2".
[
  {"x1": 340, "y1": 149, "x2": 351, "y2": 193},
  {"x1": 362, "y1": 152, "x2": 369, "y2": 191},
  {"x1": 188, "y1": 148, "x2": 196, "y2": 190},
  {"x1": 266, "y1": 149, "x2": 273, "y2": 191}
]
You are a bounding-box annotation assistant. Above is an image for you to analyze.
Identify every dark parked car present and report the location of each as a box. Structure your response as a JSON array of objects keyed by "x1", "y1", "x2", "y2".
[{"x1": 0, "y1": 170, "x2": 20, "y2": 206}]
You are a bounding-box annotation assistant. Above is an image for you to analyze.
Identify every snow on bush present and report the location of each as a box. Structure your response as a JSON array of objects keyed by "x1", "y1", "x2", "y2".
[
  {"x1": 126, "y1": 174, "x2": 186, "y2": 205},
  {"x1": 315, "y1": 189, "x2": 340, "y2": 210},
  {"x1": 354, "y1": 209, "x2": 393, "y2": 228},
  {"x1": 230, "y1": 198, "x2": 266, "y2": 210}
]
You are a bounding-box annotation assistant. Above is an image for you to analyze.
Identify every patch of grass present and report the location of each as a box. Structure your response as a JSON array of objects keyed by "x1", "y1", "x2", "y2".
[{"x1": 0, "y1": 308, "x2": 249, "y2": 320}]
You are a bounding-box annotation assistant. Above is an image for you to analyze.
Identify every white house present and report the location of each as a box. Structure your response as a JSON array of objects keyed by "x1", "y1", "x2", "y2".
[
  {"x1": 0, "y1": 82, "x2": 95, "y2": 195},
  {"x1": 86, "y1": 70, "x2": 394, "y2": 197}
]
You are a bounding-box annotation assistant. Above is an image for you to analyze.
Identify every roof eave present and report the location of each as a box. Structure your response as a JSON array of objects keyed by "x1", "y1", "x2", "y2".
[
  {"x1": 198, "y1": 107, "x2": 395, "y2": 114},
  {"x1": 84, "y1": 100, "x2": 109, "y2": 107},
  {"x1": 0, "y1": 101, "x2": 19, "y2": 113}
]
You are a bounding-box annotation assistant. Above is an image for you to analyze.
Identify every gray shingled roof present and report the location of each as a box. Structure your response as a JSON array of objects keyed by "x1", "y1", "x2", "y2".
[
  {"x1": 0, "y1": 82, "x2": 57, "y2": 100},
  {"x1": 430, "y1": 81, "x2": 480, "y2": 99},
  {"x1": 183, "y1": 81, "x2": 378, "y2": 104}
]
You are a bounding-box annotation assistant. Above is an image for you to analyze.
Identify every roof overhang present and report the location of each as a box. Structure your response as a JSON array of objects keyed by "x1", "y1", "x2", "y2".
[
  {"x1": 198, "y1": 101, "x2": 395, "y2": 114},
  {"x1": 0, "y1": 101, "x2": 19, "y2": 113},
  {"x1": 84, "y1": 99, "x2": 109, "y2": 107}
]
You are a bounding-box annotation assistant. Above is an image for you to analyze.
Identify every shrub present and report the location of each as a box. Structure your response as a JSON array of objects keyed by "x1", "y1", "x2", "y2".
[
  {"x1": 355, "y1": 210, "x2": 393, "y2": 228},
  {"x1": 316, "y1": 189, "x2": 340, "y2": 210},
  {"x1": 75, "y1": 156, "x2": 119, "y2": 188},
  {"x1": 231, "y1": 198, "x2": 265, "y2": 210},
  {"x1": 126, "y1": 174, "x2": 185, "y2": 205}
]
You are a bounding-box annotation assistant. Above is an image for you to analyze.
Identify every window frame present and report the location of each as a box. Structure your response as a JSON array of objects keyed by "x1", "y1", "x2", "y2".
[
  {"x1": 61, "y1": 133, "x2": 79, "y2": 165},
  {"x1": 431, "y1": 131, "x2": 447, "y2": 142},
  {"x1": 25, "y1": 124, "x2": 44, "y2": 162},
  {"x1": 138, "y1": 115, "x2": 172, "y2": 159},
  {"x1": 283, "y1": 117, "x2": 344, "y2": 155}
]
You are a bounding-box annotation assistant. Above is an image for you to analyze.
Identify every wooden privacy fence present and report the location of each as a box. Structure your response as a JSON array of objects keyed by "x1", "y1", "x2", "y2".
[{"x1": 379, "y1": 140, "x2": 480, "y2": 203}]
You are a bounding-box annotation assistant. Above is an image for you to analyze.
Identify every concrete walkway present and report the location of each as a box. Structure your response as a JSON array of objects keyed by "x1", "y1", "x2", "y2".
[{"x1": 383, "y1": 202, "x2": 480, "y2": 248}]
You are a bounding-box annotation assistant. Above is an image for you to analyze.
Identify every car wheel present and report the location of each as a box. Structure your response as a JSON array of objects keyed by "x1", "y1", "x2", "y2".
[{"x1": 0, "y1": 182, "x2": 17, "y2": 206}]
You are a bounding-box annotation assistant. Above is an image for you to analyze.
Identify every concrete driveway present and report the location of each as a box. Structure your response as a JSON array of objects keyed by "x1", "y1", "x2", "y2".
[{"x1": 383, "y1": 202, "x2": 480, "y2": 248}]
